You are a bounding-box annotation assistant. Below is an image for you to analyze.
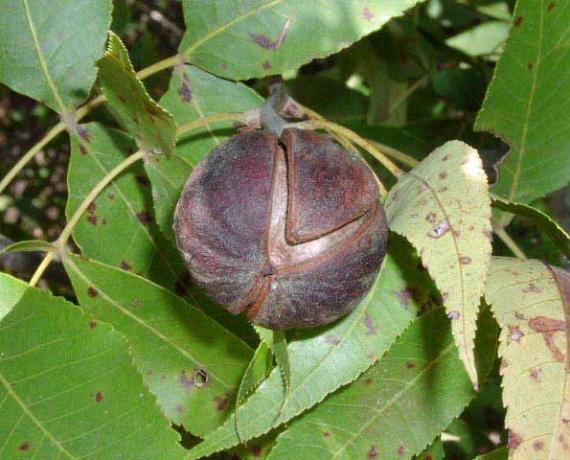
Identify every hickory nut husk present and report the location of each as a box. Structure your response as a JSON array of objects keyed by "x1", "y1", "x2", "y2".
[{"x1": 174, "y1": 127, "x2": 388, "y2": 329}]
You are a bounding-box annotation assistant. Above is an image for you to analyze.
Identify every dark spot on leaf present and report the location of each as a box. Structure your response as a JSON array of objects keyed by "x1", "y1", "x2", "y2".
[
  {"x1": 484, "y1": 230, "x2": 494, "y2": 241},
  {"x1": 178, "y1": 82, "x2": 192, "y2": 102},
  {"x1": 395, "y1": 288, "x2": 416, "y2": 308},
  {"x1": 179, "y1": 370, "x2": 194, "y2": 389},
  {"x1": 325, "y1": 334, "x2": 341, "y2": 345},
  {"x1": 529, "y1": 316, "x2": 566, "y2": 333},
  {"x1": 427, "y1": 220, "x2": 450, "y2": 239},
  {"x1": 251, "y1": 445, "x2": 262, "y2": 457},
  {"x1": 252, "y1": 34, "x2": 278, "y2": 49},
  {"x1": 548, "y1": 2, "x2": 556, "y2": 10},
  {"x1": 442, "y1": 155, "x2": 449, "y2": 161},
  {"x1": 175, "y1": 404, "x2": 184, "y2": 414},
  {"x1": 137, "y1": 211, "x2": 153, "y2": 226},
  {"x1": 437, "y1": 186, "x2": 448, "y2": 193},
  {"x1": 527, "y1": 63, "x2": 535, "y2": 70},
  {"x1": 323, "y1": 431, "x2": 332, "y2": 438},
  {"x1": 87, "y1": 287, "x2": 99, "y2": 297},
  {"x1": 87, "y1": 202, "x2": 96, "y2": 213},
  {"x1": 514, "y1": 311, "x2": 526, "y2": 320},
  {"x1": 448, "y1": 310, "x2": 460, "y2": 320},
  {"x1": 523, "y1": 283, "x2": 543, "y2": 294},
  {"x1": 426, "y1": 212, "x2": 437, "y2": 224},
  {"x1": 441, "y1": 291, "x2": 449, "y2": 302},
  {"x1": 514, "y1": 16, "x2": 524, "y2": 27},
  {"x1": 439, "y1": 172, "x2": 448, "y2": 179},
  {"x1": 508, "y1": 430, "x2": 523, "y2": 450},
  {"x1": 530, "y1": 367, "x2": 542, "y2": 381},
  {"x1": 193, "y1": 368, "x2": 209, "y2": 388},
  {"x1": 89, "y1": 320, "x2": 97, "y2": 329},
  {"x1": 120, "y1": 261, "x2": 132, "y2": 271},
  {"x1": 262, "y1": 60, "x2": 272, "y2": 70},
  {"x1": 146, "y1": 369, "x2": 154, "y2": 376},
  {"x1": 118, "y1": 95, "x2": 126, "y2": 103},
  {"x1": 397, "y1": 446, "x2": 406, "y2": 456},
  {"x1": 365, "y1": 378, "x2": 373, "y2": 385},
  {"x1": 361, "y1": 7, "x2": 374, "y2": 20},
  {"x1": 214, "y1": 395, "x2": 229, "y2": 412},
  {"x1": 94, "y1": 391, "x2": 104, "y2": 402},
  {"x1": 19, "y1": 442, "x2": 30, "y2": 451},
  {"x1": 108, "y1": 192, "x2": 115, "y2": 200},
  {"x1": 425, "y1": 456, "x2": 433, "y2": 460},
  {"x1": 87, "y1": 214, "x2": 97, "y2": 225},
  {"x1": 533, "y1": 441, "x2": 545, "y2": 451},
  {"x1": 78, "y1": 126, "x2": 91, "y2": 142},
  {"x1": 364, "y1": 314, "x2": 378, "y2": 335},
  {"x1": 501, "y1": 358, "x2": 508, "y2": 369},
  {"x1": 406, "y1": 361, "x2": 416, "y2": 369},
  {"x1": 509, "y1": 325, "x2": 524, "y2": 342},
  {"x1": 459, "y1": 256, "x2": 472, "y2": 265},
  {"x1": 136, "y1": 175, "x2": 150, "y2": 187},
  {"x1": 79, "y1": 144, "x2": 88, "y2": 155}
]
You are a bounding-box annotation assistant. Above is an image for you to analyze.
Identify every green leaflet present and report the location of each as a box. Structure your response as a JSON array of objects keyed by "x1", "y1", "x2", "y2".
[
  {"x1": 179, "y1": 0, "x2": 426, "y2": 80},
  {"x1": 475, "y1": 0, "x2": 570, "y2": 227},
  {"x1": 66, "y1": 122, "x2": 184, "y2": 291},
  {"x1": 0, "y1": 0, "x2": 112, "y2": 112},
  {"x1": 97, "y1": 31, "x2": 177, "y2": 156},
  {"x1": 0, "y1": 273, "x2": 185, "y2": 459},
  {"x1": 187, "y1": 237, "x2": 435, "y2": 458},
  {"x1": 485, "y1": 257, "x2": 570, "y2": 460},
  {"x1": 385, "y1": 140, "x2": 492, "y2": 387},
  {"x1": 64, "y1": 253, "x2": 254, "y2": 437}
]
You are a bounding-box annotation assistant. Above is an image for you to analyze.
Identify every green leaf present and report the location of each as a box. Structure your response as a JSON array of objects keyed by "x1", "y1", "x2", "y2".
[
  {"x1": 179, "y1": 0, "x2": 426, "y2": 80},
  {"x1": 445, "y1": 21, "x2": 509, "y2": 57},
  {"x1": 492, "y1": 195, "x2": 570, "y2": 261},
  {"x1": 266, "y1": 309, "x2": 475, "y2": 460},
  {"x1": 0, "y1": 240, "x2": 56, "y2": 255},
  {"x1": 254, "y1": 327, "x2": 291, "y2": 395},
  {"x1": 63, "y1": 253, "x2": 254, "y2": 437},
  {"x1": 144, "y1": 64, "x2": 263, "y2": 240},
  {"x1": 187, "y1": 237, "x2": 435, "y2": 458},
  {"x1": 385, "y1": 140, "x2": 492, "y2": 387},
  {"x1": 97, "y1": 31, "x2": 176, "y2": 156},
  {"x1": 67, "y1": 122, "x2": 184, "y2": 290},
  {"x1": 0, "y1": 273, "x2": 185, "y2": 459},
  {"x1": 485, "y1": 257, "x2": 570, "y2": 460},
  {"x1": 416, "y1": 438, "x2": 445, "y2": 460},
  {"x1": 0, "y1": 0, "x2": 112, "y2": 112},
  {"x1": 475, "y1": 1, "x2": 570, "y2": 227}
]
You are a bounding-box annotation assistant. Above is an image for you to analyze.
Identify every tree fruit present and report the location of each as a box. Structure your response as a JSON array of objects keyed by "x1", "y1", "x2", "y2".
[{"x1": 174, "y1": 128, "x2": 388, "y2": 329}]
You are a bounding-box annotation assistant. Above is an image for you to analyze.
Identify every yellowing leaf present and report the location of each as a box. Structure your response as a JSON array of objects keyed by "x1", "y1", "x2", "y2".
[
  {"x1": 385, "y1": 140, "x2": 492, "y2": 387},
  {"x1": 485, "y1": 257, "x2": 570, "y2": 460}
]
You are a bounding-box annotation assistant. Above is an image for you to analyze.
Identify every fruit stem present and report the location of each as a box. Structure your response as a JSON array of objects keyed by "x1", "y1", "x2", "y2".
[{"x1": 367, "y1": 139, "x2": 420, "y2": 168}]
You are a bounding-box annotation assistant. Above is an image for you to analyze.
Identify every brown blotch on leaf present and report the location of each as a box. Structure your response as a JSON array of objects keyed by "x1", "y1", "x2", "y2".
[
  {"x1": 89, "y1": 320, "x2": 97, "y2": 329},
  {"x1": 214, "y1": 395, "x2": 229, "y2": 412},
  {"x1": 514, "y1": 311, "x2": 526, "y2": 320},
  {"x1": 395, "y1": 288, "x2": 416, "y2": 308},
  {"x1": 528, "y1": 63, "x2": 535, "y2": 71},
  {"x1": 251, "y1": 445, "x2": 262, "y2": 457},
  {"x1": 439, "y1": 171, "x2": 448, "y2": 180},
  {"x1": 19, "y1": 442, "x2": 30, "y2": 451},
  {"x1": 406, "y1": 361, "x2": 416, "y2": 369},
  {"x1": 325, "y1": 334, "x2": 341, "y2": 345},
  {"x1": 323, "y1": 431, "x2": 332, "y2": 438},
  {"x1": 364, "y1": 314, "x2": 378, "y2": 335},
  {"x1": 262, "y1": 60, "x2": 272, "y2": 70},
  {"x1": 523, "y1": 283, "x2": 543, "y2": 294},
  {"x1": 529, "y1": 316, "x2": 566, "y2": 362},
  {"x1": 78, "y1": 126, "x2": 91, "y2": 143},
  {"x1": 397, "y1": 446, "x2": 406, "y2": 456},
  {"x1": 87, "y1": 287, "x2": 99, "y2": 298},
  {"x1": 514, "y1": 16, "x2": 524, "y2": 27},
  {"x1": 508, "y1": 430, "x2": 523, "y2": 450},
  {"x1": 448, "y1": 310, "x2": 460, "y2": 320},
  {"x1": 120, "y1": 261, "x2": 132, "y2": 271},
  {"x1": 365, "y1": 378, "x2": 373, "y2": 385},
  {"x1": 178, "y1": 82, "x2": 192, "y2": 102},
  {"x1": 548, "y1": 2, "x2": 556, "y2": 10},
  {"x1": 459, "y1": 256, "x2": 472, "y2": 265},
  {"x1": 179, "y1": 370, "x2": 194, "y2": 389},
  {"x1": 442, "y1": 155, "x2": 449, "y2": 161},
  {"x1": 137, "y1": 211, "x2": 153, "y2": 226},
  {"x1": 426, "y1": 212, "x2": 437, "y2": 224},
  {"x1": 530, "y1": 367, "x2": 543, "y2": 381},
  {"x1": 94, "y1": 391, "x2": 104, "y2": 402},
  {"x1": 533, "y1": 440, "x2": 545, "y2": 451},
  {"x1": 368, "y1": 445, "x2": 378, "y2": 459},
  {"x1": 175, "y1": 404, "x2": 184, "y2": 414},
  {"x1": 79, "y1": 144, "x2": 88, "y2": 155},
  {"x1": 252, "y1": 34, "x2": 278, "y2": 49},
  {"x1": 87, "y1": 214, "x2": 97, "y2": 225}
]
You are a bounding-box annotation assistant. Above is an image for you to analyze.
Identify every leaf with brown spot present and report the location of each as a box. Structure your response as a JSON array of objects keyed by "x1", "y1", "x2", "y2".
[
  {"x1": 386, "y1": 140, "x2": 492, "y2": 387},
  {"x1": 485, "y1": 257, "x2": 570, "y2": 460}
]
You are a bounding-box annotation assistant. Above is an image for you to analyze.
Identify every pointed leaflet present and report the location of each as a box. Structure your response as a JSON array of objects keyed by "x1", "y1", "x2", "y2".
[
  {"x1": 63, "y1": 253, "x2": 253, "y2": 437},
  {"x1": 485, "y1": 257, "x2": 570, "y2": 460},
  {"x1": 179, "y1": 0, "x2": 426, "y2": 80},
  {"x1": 97, "y1": 31, "x2": 176, "y2": 156},
  {"x1": 492, "y1": 196, "x2": 570, "y2": 261},
  {"x1": 0, "y1": 0, "x2": 111, "y2": 112},
  {"x1": 385, "y1": 140, "x2": 492, "y2": 387},
  {"x1": 187, "y1": 237, "x2": 436, "y2": 458},
  {"x1": 266, "y1": 309, "x2": 475, "y2": 460},
  {"x1": 475, "y1": 0, "x2": 570, "y2": 227},
  {"x1": 0, "y1": 273, "x2": 185, "y2": 459},
  {"x1": 475, "y1": 447, "x2": 508, "y2": 460},
  {"x1": 67, "y1": 122, "x2": 184, "y2": 291},
  {"x1": 144, "y1": 64, "x2": 263, "y2": 240},
  {"x1": 0, "y1": 240, "x2": 56, "y2": 255}
]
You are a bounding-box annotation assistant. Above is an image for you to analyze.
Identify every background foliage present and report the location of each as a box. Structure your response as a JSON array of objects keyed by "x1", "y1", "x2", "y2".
[{"x1": 1, "y1": 1, "x2": 569, "y2": 459}]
